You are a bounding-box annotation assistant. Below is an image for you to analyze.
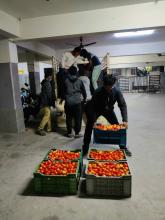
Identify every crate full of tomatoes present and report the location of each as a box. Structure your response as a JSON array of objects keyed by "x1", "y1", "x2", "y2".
[
  {"x1": 93, "y1": 124, "x2": 127, "y2": 147},
  {"x1": 45, "y1": 148, "x2": 82, "y2": 163},
  {"x1": 33, "y1": 160, "x2": 80, "y2": 194},
  {"x1": 85, "y1": 161, "x2": 131, "y2": 197},
  {"x1": 87, "y1": 148, "x2": 126, "y2": 161}
]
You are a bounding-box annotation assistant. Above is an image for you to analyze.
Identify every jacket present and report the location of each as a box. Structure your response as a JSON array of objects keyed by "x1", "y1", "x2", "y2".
[
  {"x1": 40, "y1": 79, "x2": 53, "y2": 107},
  {"x1": 64, "y1": 74, "x2": 87, "y2": 106},
  {"x1": 90, "y1": 86, "x2": 128, "y2": 122}
]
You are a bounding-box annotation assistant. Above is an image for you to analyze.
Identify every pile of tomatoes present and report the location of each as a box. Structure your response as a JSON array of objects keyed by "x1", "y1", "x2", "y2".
[
  {"x1": 89, "y1": 149, "x2": 125, "y2": 161},
  {"x1": 47, "y1": 149, "x2": 80, "y2": 161},
  {"x1": 95, "y1": 124, "x2": 125, "y2": 131},
  {"x1": 38, "y1": 160, "x2": 77, "y2": 176},
  {"x1": 87, "y1": 161, "x2": 129, "y2": 177}
]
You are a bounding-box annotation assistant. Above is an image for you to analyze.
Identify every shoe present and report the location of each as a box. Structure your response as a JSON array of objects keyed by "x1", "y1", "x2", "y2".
[
  {"x1": 66, "y1": 133, "x2": 74, "y2": 138},
  {"x1": 36, "y1": 129, "x2": 46, "y2": 136},
  {"x1": 124, "y1": 148, "x2": 132, "y2": 157},
  {"x1": 46, "y1": 129, "x2": 51, "y2": 133},
  {"x1": 75, "y1": 133, "x2": 83, "y2": 138}
]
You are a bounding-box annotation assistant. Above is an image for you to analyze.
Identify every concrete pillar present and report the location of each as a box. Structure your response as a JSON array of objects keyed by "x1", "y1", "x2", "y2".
[
  {"x1": 27, "y1": 53, "x2": 41, "y2": 95},
  {"x1": 0, "y1": 40, "x2": 25, "y2": 133}
]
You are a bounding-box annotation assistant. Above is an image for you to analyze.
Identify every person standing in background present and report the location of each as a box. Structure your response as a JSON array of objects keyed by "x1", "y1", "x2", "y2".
[
  {"x1": 79, "y1": 70, "x2": 92, "y2": 124},
  {"x1": 80, "y1": 49, "x2": 102, "y2": 93},
  {"x1": 36, "y1": 68, "x2": 55, "y2": 136},
  {"x1": 64, "y1": 66, "x2": 86, "y2": 138}
]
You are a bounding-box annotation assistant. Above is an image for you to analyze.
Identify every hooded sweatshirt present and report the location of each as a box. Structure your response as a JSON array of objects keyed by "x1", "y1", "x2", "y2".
[
  {"x1": 64, "y1": 74, "x2": 86, "y2": 106},
  {"x1": 40, "y1": 79, "x2": 53, "y2": 107}
]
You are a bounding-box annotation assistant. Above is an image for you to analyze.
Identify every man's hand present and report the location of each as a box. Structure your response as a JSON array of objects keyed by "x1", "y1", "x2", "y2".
[{"x1": 123, "y1": 122, "x2": 128, "y2": 129}]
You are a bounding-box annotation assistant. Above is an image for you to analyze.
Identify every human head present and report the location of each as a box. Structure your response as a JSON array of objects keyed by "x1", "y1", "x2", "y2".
[
  {"x1": 68, "y1": 65, "x2": 78, "y2": 75},
  {"x1": 103, "y1": 74, "x2": 116, "y2": 93},
  {"x1": 44, "y1": 68, "x2": 53, "y2": 81},
  {"x1": 80, "y1": 49, "x2": 91, "y2": 59},
  {"x1": 72, "y1": 47, "x2": 81, "y2": 57}
]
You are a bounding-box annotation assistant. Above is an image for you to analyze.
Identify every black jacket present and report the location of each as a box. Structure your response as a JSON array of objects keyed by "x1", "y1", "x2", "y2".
[
  {"x1": 90, "y1": 86, "x2": 128, "y2": 122},
  {"x1": 40, "y1": 79, "x2": 53, "y2": 107},
  {"x1": 64, "y1": 74, "x2": 87, "y2": 106}
]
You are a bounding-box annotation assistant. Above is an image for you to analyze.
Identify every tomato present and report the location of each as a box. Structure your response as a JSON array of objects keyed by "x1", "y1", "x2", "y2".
[
  {"x1": 87, "y1": 161, "x2": 130, "y2": 177},
  {"x1": 47, "y1": 150, "x2": 80, "y2": 161},
  {"x1": 89, "y1": 149, "x2": 125, "y2": 161},
  {"x1": 38, "y1": 160, "x2": 78, "y2": 176}
]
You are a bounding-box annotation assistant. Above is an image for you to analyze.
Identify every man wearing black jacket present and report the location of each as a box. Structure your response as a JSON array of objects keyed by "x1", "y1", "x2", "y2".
[
  {"x1": 82, "y1": 74, "x2": 132, "y2": 156},
  {"x1": 36, "y1": 69, "x2": 55, "y2": 136}
]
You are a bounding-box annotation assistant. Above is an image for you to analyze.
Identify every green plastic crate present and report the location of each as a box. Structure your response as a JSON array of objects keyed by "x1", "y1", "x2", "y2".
[
  {"x1": 87, "y1": 148, "x2": 127, "y2": 162},
  {"x1": 85, "y1": 161, "x2": 132, "y2": 197},
  {"x1": 33, "y1": 160, "x2": 80, "y2": 194}
]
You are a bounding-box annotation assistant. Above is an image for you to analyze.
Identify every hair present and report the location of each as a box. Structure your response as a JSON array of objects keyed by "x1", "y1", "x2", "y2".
[
  {"x1": 68, "y1": 65, "x2": 78, "y2": 75},
  {"x1": 103, "y1": 74, "x2": 117, "y2": 86},
  {"x1": 73, "y1": 47, "x2": 81, "y2": 54},
  {"x1": 80, "y1": 49, "x2": 91, "y2": 59},
  {"x1": 44, "y1": 68, "x2": 53, "y2": 78}
]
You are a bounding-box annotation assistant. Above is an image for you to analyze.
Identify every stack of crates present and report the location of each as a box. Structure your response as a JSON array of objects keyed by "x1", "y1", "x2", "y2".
[
  {"x1": 85, "y1": 148, "x2": 132, "y2": 197},
  {"x1": 86, "y1": 125, "x2": 131, "y2": 197},
  {"x1": 33, "y1": 148, "x2": 82, "y2": 195}
]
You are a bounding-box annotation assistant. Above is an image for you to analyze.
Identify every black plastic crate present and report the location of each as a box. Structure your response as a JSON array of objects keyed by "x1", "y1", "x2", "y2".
[
  {"x1": 33, "y1": 160, "x2": 80, "y2": 194},
  {"x1": 85, "y1": 161, "x2": 131, "y2": 197},
  {"x1": 93, "y1": 128, "x2": 127, "y2": 147}
]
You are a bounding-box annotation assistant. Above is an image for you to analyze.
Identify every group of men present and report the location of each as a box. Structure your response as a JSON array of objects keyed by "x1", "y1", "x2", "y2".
[{"x1": 36, "y1": 47, "x2": 132, "y2": 157}]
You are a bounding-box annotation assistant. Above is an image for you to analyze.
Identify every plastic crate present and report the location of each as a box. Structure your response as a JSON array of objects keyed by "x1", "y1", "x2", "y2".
[
  {"x1": 93, "y1": 128, "x2": 127, "y2": 147},
  {"x1": 87, "y1": 148, "x2": 126, "y2": 161},
  {"x1": 85, "y1": 161, "x2": 131, "y2": 197},
  {"x1": 33, "y1": 160, "x2": 80, "y2": 194},
  {"x1": 44, "y1": 148, "x2": 83, "y2": 171}
]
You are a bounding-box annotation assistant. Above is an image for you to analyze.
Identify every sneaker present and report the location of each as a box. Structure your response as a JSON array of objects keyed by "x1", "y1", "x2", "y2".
[
  {"x1": 75, "y1": 133, "x2": 83, "y2": 138},
  {"x1": 46, "y1": 129, "x2": 52, "y2": 133},
  {"x1": 66, "y1": 133, "x2": 74, "y2": 138},
  {"x1": 36, "y1": 129, "x2": 46, "y2": 136},
  {"x1": 124, "y1": 148, "x2": 132, "y2": 157}
]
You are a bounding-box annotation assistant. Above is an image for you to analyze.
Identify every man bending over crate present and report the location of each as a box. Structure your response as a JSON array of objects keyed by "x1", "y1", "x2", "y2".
[{"x1": 82, "y1": 74, "x2": 132, "y2": 157}]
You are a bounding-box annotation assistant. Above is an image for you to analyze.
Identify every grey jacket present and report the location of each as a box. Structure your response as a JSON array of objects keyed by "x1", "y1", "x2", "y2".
[{"x1": 64, "y1": 74, "x2": 87, "y2": 106}]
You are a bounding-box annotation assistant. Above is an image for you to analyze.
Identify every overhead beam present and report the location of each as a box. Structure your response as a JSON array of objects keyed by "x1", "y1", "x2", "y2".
[
  {"x1": 108, "y1": 54, "x2": 165, "y2": 68},
  {"x1": 0, "y1": 9, "x2": 20, "y2": 37},
  {"x1": 20, "y1": 1, "x2": 165, "y2": 40}
]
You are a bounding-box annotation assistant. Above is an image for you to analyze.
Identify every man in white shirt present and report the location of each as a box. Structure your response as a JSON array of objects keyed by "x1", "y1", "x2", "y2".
[{"x1": 61, "y1": 47, "x2": 81, "y2": 70}]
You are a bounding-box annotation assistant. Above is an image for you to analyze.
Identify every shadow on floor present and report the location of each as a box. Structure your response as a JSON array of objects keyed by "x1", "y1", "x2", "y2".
[{"x1": 20, "y1": 178, "x2": 73, "y2": 197}]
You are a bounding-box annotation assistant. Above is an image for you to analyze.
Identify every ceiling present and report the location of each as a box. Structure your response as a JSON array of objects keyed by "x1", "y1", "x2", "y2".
[
  {"x1": 39, "y1": 27, "x2": 165, "y2": 50},
  {"x1": 0, "y1": 0, "x2": 163, "y2": 19}
]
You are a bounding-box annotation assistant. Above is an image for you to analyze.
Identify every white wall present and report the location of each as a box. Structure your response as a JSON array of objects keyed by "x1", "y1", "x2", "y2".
[
  {"x1": 0, "y1": 9, "x2": 20, "y2": 37},
  {"x1": 18, "y1": 62, "x2": 29, "y2": 88},
  {"x1": 0, "y1": 40, "x2": 18, "y2": 63},
  {"x1": 55, "y1": 41, "x2": 165, "y2": 62},
  {"x1": 20, "y1": 1, "x2": 165, "y2": 40}
]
